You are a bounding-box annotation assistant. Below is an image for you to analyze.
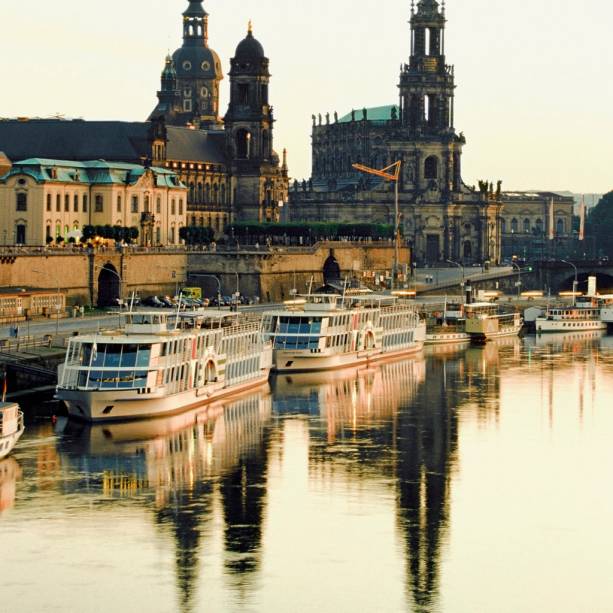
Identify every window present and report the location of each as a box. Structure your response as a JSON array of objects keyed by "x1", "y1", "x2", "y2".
[
  {"x1": 95, "y1": 195, "x2": 103, "y2": 213},
  {"x1": 557, "y1": 218, "x2": 565, "y2": 235},
  {"x1": 15, "y1": 224, "x2": 26, "y2": 244},
  {"x1": 46, "y1": 194, "x2": 52, "y2": 212},
  {"x1": 16, "y1": 193, "x2": 27, "y2": 211},
  {"x1": 74, "y1": 194, "x2": 79, "y2": 212},
  {"x1": 183, "y1": 99, "x2": 192, "y2": 112},
  {"x1": 238, "y1": 83, "x2": 249, "y2": 105},
  {"x1": 117, "y1": 196, "x2": 122, "y2": 213},
  {"x1": 65, "y1": 194, "x2": 70, "y2": 212},
  {"x1": 171, "y1": 199, "x2": 176, "y2": 216},
  {"x1": 424, "y1": 156, "x2": 438, "y2": 180},
  {"x1": 205, "y1": 184, "x2": 211, "y2": 202},
  {"x1": 511, "y1": 218, "x2": 518, "y2": 233},
  {"x1": 178, "y1": 199, "x2": 183, "y2": 216},
  {"x1": 169, "y1": 227, "x2": 175, "y2": 243},
  {"x1": 221, "y1": 184, "x2": 226, "y2": 204},
  {"x1": 83, "y1": 195, "x2": 88, "y2": 212},
  {"x1": 46, "y1": 225, "x2": 51, "y2": 239},
  {"x1": 56, "y1": 194, "x2": 61, "y2": 212},
  {"x1": 131, "y1": 196, "x2": 139, "y2": 213},
  {"x1": 156, "y1": 197, "x2": 161, "y2": 214},
  {"x1": 184, "y1": 88, "x2": 192, "y2": 98},
  {"x1": 535, "y1": 218, "x2": 543, "y2": 234},
  {"x1": 523, "y1": 218, "x2": 530, "y2": 233},
  {"x1": 156, "y1": 227, "x2": 161, "y2": 244},
  {"x1": 144, "y1": 196, "x2": 150, "y2": 213},
  {"x1": 501, "y1": 218, "x2": 506, "y2": 234}
]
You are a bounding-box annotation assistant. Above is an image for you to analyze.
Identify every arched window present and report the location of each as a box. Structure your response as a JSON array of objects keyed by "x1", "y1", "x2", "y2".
[
  {"x1": 424, "y1": 156, "x2": 438, "y2": 180},
  {"x1": 501, "y1": 218, "x2": 507, "y2": 234},
  {"x1": 197, "y1": 183, "x2": 203, "y2": 203},
  {"x1": 83, "y1": 195, "x2": 88, "y2": 213},
  {"x1": 171, "y1": 199, "x2": 176, "y2": 216},
  {"x1": 156, "y1": 197, "x2": 161, "y2": 214},
  {"x1": 95, "y1": 195, "x2": 103, "y2": 213},
  {"x1": 189, "y1": 183, "x2": 195, "y2": 202},
  {"x1": 221, "y1": 184, "x2": 226, "y2": 205},
  {"x1": 144, "y1": 196, "x2": 150, "y2": 213},
  {"x1": 46, "y1": 194, "x2": 52, "y2": 212},
  {"x1": 213, "y1": 184, "x2": 219, "y2": 204},
  {"x1": 16, "y1": 192, "x2": 27, "y2": 211},
  {"x1": 74, "y1": 194, "x2": 79, "y2": 212},
  {"x1": 235, "y1": 129, "x2": 251, "y2": 159},
  {"x1": 511, "y1": 218, "x2": 518, "y2": 233},
  {"x1": 523, "y1": 218, "x2": 530, "y2": 233},
  {"x1": 557, "y1": 218, "x2": 565, "y2": 235},
  {"x1": 205, "y1": 184, "x2": 211, "y2": 203},
  {"x1": 117, "y1": 196, "x2": 122, "y2": 213},
  {"x1": 64, "y1": 194, "x2": 70, "y2": 212},
  {"x1": 535, "y1": 218, "x2": 543, "y2": 234},
  {"x1": 46, "y1": 225, "x2": 51, "y2": 239},
  {"x1": 56, "y1": 194, "x2": 61, "y2": 212},
  {"x1": 179, "y1": 199, "x2": 183, "y2": 216}
]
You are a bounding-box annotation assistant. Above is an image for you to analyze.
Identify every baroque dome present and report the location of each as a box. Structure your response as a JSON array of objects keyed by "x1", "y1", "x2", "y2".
[{"x1": 234, "y1": 27, "x2": 266, "y2": 60}]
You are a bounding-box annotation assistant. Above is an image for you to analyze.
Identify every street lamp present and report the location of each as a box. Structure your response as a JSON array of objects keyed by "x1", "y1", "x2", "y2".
[
  {"x1": 511, "y1": 261, "x2": 522, "y2": 299},
  {"x1": 32, "y1": 269, "x2": 61, "y2": 338},
  {"x1": 189, "y1": 273, "x2": 222, "y2": 308},
  {"x1": 561, "y1": 259, "x2": 578, "y2": 306},
  {"x1": 446, "y1": 259, "x2": 465, "y2": 289}
]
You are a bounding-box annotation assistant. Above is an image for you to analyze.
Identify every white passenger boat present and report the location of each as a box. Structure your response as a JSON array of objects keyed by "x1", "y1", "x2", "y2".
[
  {"x1": 262, "y1": 292, "x2": 425, "y2": 373},
  {"x1": 56, "y1": 311, "x2": 272, "y2": 422},
  {"x1": 422, "y1": 300, "x2": 471, "y2": 345},
  {"x1": 0, "y1": 402, "x2": 25, "y2": 460},
  {"x1": 463, "y1": 302, "x2": 523, "y2": 342},
  {"x1": 535, "y1": 306, "x2": 607, "y2": 333}
]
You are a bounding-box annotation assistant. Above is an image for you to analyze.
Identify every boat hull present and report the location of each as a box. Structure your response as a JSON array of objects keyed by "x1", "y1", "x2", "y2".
[
  {"x1": 536, "y1": 319, "x2": 607, "y2": 333},
  {"x1": 425, "y1": 332, "x2": 470, "y2": 345},
  {"x1": 0, "y1": 427, "x2": 24, "y2": 460},
  {"x1": 59, "y1": 372, "x2": 270, "y2": 423},
  {"x1": 273, "y1": 343, "x2": 423, "y2": 373}
]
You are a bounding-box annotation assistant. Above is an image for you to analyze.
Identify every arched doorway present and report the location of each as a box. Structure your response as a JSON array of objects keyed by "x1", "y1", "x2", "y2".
[
  {"x1": 323, "y1": 251, "x2": 341, "y2": 284},
  {"x1": 97, "y1": 264, "x2": 121, "y2": 307}
]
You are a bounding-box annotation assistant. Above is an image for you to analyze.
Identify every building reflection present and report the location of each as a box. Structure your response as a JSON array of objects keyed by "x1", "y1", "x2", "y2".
[
  {"x1": 56, "y1": 389, "x2": 272, "y2": 613},
  {"x1": 0, "y1": 457, "x2": 22, "y2": 513}
]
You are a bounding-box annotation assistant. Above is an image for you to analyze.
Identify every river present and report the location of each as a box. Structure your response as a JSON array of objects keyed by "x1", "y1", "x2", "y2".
[{"x1": 1, "y1": 331, "x2": 613, "y2": 613}]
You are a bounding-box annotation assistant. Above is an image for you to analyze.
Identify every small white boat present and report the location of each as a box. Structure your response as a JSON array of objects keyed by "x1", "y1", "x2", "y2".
[
  {"x1": 0, "y1": 402, "x2": 25, "y2": 460},
  {"x1": 536, "y1": 306, "x2": 606, "y2": 333}
]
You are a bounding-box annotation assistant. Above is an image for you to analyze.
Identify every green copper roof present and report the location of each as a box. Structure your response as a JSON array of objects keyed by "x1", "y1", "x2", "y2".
[
  {"x1": 0, "y1": 158, "x2": 184, "y2": 189},
  {"x1": 338, "y1": 105, "x2": 398, "y2": 123}
]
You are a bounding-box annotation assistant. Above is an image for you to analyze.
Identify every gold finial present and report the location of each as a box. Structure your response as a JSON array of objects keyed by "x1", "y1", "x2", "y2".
[{"x1": 248, "y1": 19, "x2": 253, "y2": 34}]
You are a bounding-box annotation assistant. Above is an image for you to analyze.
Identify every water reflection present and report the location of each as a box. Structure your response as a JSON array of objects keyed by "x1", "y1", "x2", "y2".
[
  {"x1": 56, "y1": 389, "x2": 272, "y2": 613},
  {"x1": 0, "y1": 457, "x2": 21, "y2": 512},
  {"x1": 4, "y1": 335, "x2": 613, "y2": 613}
]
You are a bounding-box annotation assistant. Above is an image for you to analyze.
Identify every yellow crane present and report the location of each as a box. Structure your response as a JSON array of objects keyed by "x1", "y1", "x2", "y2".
[{"x1": 352, "y1": 161, "x2": 402, "y2": 290}]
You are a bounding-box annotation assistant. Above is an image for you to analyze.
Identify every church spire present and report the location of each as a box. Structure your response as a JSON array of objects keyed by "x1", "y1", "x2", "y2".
[{"x1": 183, "y1": 0, "x2": 209, "y2": 46}]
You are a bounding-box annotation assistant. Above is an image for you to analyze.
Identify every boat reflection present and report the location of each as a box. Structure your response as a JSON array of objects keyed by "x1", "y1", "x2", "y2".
[
  {"x1": 56, "y1": 389, "x2": 273, "y2": 613},
  {"x1": 0, "y1": 457, "x2": 22, "y2": 513}
]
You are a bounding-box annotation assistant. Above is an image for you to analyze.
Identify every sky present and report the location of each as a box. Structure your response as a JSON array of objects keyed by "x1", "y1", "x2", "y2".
[{"x1": 1, "y1": 0, "x2": 611, "y2": 193}]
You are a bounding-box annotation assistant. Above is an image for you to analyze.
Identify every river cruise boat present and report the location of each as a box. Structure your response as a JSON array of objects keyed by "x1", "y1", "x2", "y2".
[
  {"x1": 56, "y1": 311, "x2": 272, "y2": 422},
  {"x1": 262, "y1": 292, "x2": 426, "y2": 373},
  {"x1": 0, "y1": 402, "x2": 25, "y2": 460},
  {"x1": 422, "y1": 300, "x2": 470, "y2": 345},
  {"x1": 535, "y1": 305, "x2": 607, "y2": 333},
  {"x1": 463, "y1": 302, "x2": 523, "y2": 342}
]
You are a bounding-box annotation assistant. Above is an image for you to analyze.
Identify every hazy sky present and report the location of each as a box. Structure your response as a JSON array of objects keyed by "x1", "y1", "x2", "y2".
[{"x1": 2, "y1": 0, "x2": 611, "y2": 193}]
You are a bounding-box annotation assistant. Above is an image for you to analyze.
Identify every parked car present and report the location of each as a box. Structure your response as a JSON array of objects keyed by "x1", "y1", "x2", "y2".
[
  {"x1": 143, "y1": 296, "x2": 164, "y2": 308},
  {"x1": 158, "y1": 296, "x2": 174, "y2": 308}
]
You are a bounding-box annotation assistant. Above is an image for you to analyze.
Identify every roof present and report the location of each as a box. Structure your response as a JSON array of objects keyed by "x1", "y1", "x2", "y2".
[
  {"x1": 501, "y1": 191, "x2": 575, "y2": 203},
  {"x1": 338, "y1": 105, "x2": 398, "y2": 123},
  {"x1": 0, "y1": 119, "x2": 228, "y2": 166},
  {"x1": 166, "y1": 126, "x2": 226, "y2": 164},
  {"x1": 0, "y1": 159, "x2": 184, "y2": 189},
  {"x1": 0, "y1": 119, "x2": 149, "y2": 162}
]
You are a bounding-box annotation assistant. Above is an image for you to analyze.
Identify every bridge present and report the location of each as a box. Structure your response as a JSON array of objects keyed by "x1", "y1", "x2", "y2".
[{"x1": 416, "y1": 260, "x2": 613, "y2": 295}]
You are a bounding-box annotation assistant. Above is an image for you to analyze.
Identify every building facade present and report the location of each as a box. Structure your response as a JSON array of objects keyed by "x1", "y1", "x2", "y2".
[
  {"x1": 148, "y1": 1, "x2": 288, "y2": 225},
  {"x1": 289, "y1": 0, "x2": 503, "y2": 266},
  {"x1": 499, "y1": 191, "x2": 576, "y2": 259},
  {"x1": 0, "y1": 159, "x2": 187, "y2": 246},
  {"x1": 0, "y1": 1, "x2": 288, "y2": 241}
]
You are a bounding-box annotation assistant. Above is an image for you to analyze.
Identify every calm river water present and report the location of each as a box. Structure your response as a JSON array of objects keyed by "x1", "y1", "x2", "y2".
[{"x1": 2, "y1": 332, "x2": 613, "y2": 613}]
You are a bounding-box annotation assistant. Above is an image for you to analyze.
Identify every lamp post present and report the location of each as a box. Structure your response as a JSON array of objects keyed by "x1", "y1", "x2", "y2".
[
  {"x1": 561, "y1": 259, "x2": 578, "y2": 306},
  {"x1": 32, "y1": 269, "x2": 61, "y2": 338},
  {"x1": 189, "y1": 273, "x2": 222, "y2": 308},
  {"x1": 511, "y1": 262, "x2": 522, "y2": 299},
  {"x1": 446, "y1": 259, "x2": 465, "y2": 290}
]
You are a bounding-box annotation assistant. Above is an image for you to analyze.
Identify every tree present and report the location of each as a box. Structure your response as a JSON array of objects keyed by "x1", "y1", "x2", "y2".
[{"x1": 586, "y1": 191, "x2": 613, "y2": 258}]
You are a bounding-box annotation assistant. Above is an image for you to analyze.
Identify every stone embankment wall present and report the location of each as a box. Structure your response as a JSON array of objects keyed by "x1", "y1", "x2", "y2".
[{"x1": 0, "y1": 243, "x2": 407, "y2": 305}]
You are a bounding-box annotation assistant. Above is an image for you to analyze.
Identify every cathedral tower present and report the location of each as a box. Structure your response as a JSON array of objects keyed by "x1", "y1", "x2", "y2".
[
  {"x1": 150, "y1": 0, "x2": 223, "y2": 128},
  {"x1": 224, "y1": 24, "x2": 288, "y2": 222}
]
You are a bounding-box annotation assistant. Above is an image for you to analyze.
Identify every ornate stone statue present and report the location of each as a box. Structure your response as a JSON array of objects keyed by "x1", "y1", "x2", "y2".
[
  {"x1": 334, "y1": 111, "x2": 338, "y2": 122},
  {"x1": 391, "y1": 106, "x2": 398, "y2": 121},
  {"x1": 312, "y1": 114, "x2": 316, "y2": 127},
  {"x1": 325, "y1": 112, "x2": 330, "y2": 125},
  {"x1": 318, "y1": 113, "x2": 322, "y2": 126}
]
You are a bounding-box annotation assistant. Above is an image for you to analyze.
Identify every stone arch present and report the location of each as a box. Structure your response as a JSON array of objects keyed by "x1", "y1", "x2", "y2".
[
  {"x1": 97, "y1": 263, "x2": 121, "y2": 308},
  {"x1": 323, "y1": 251, "x2": 341, "y2": 284}
]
